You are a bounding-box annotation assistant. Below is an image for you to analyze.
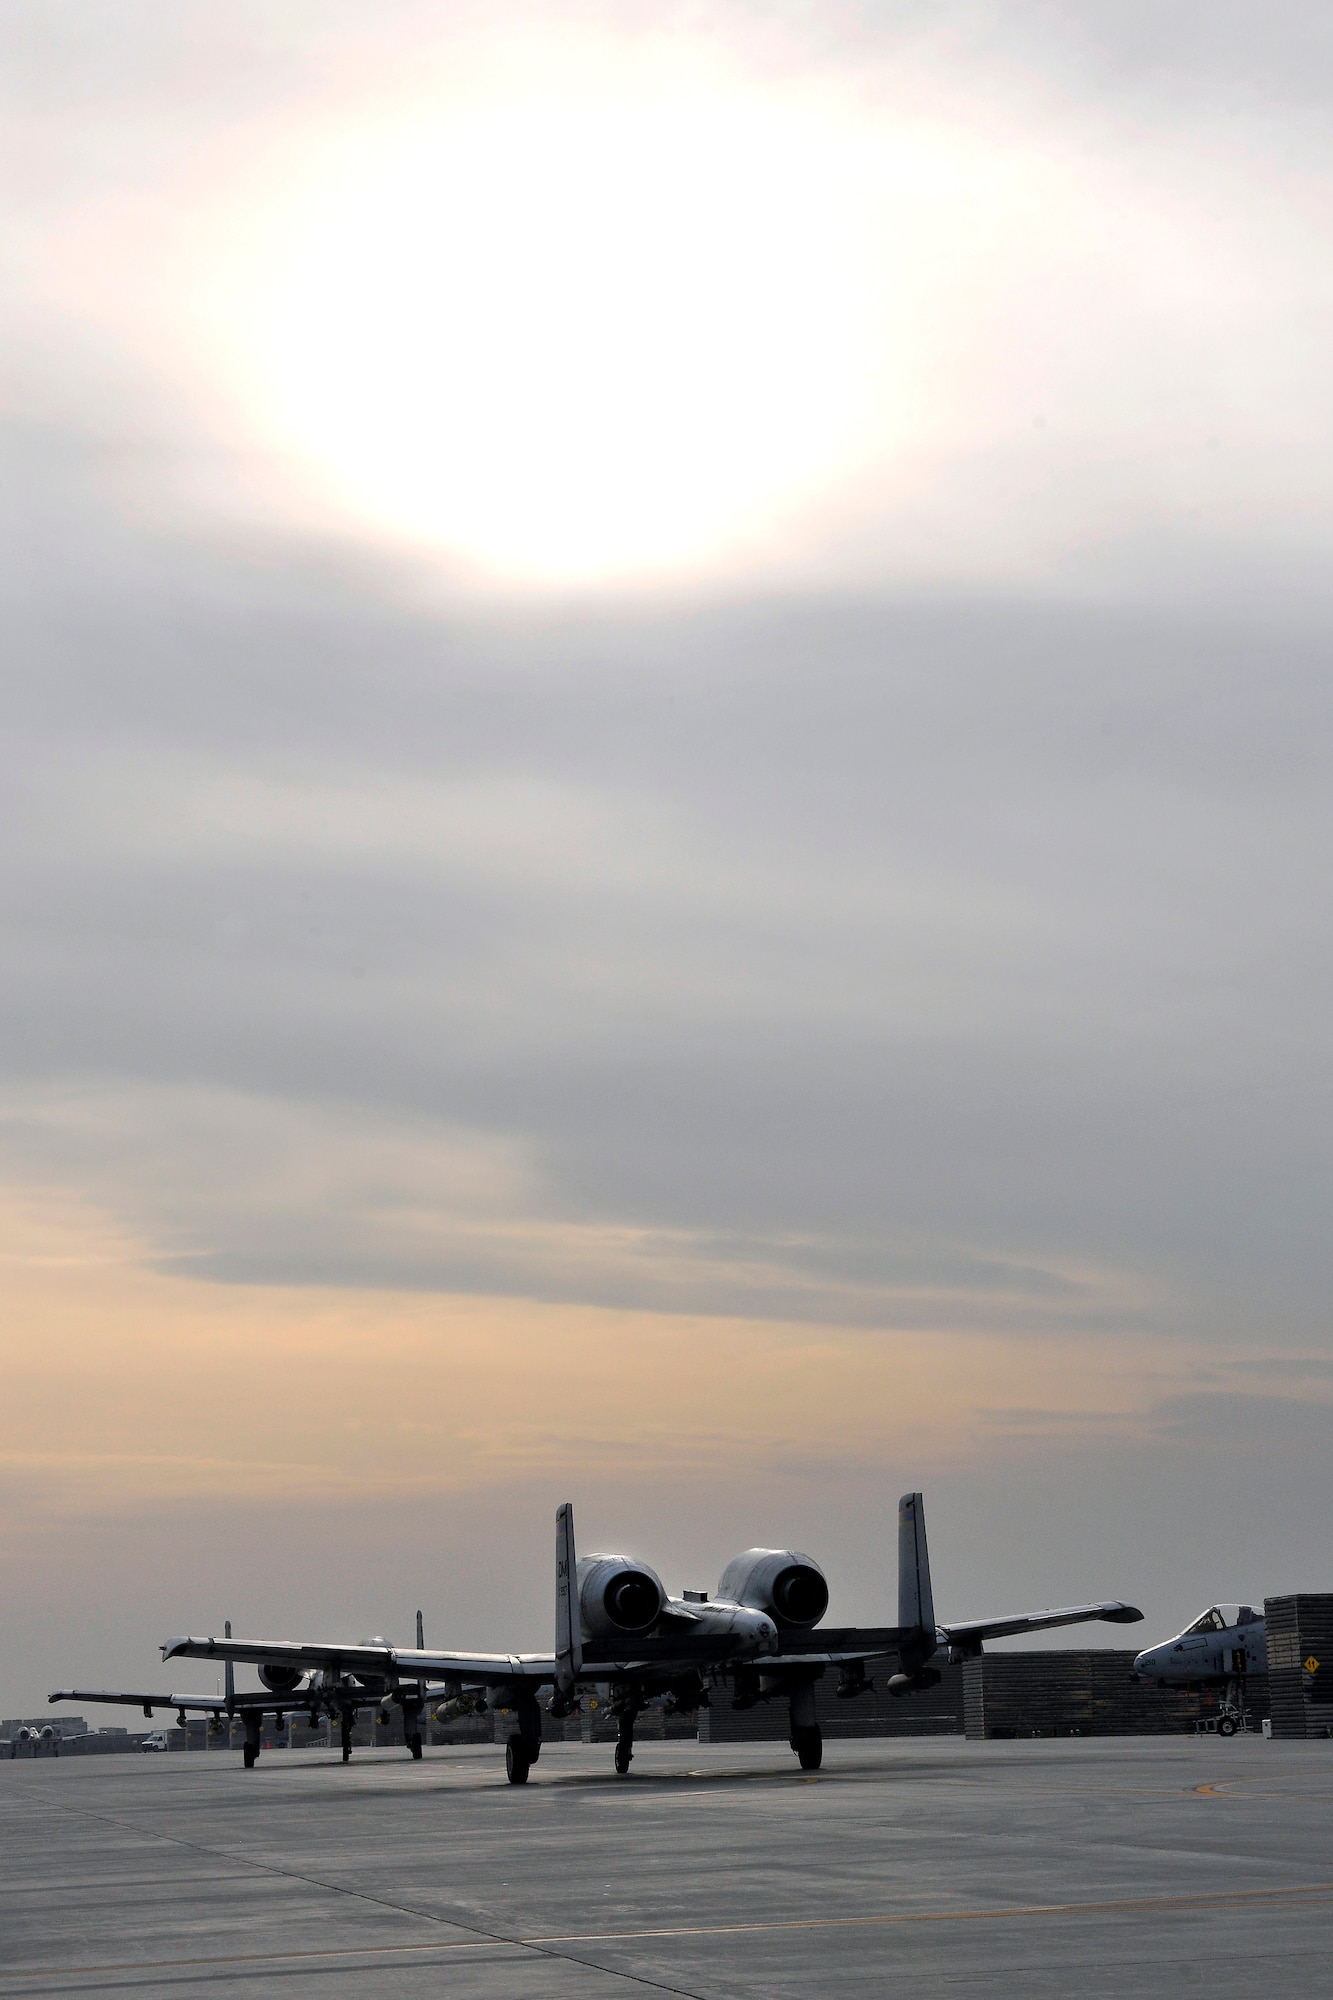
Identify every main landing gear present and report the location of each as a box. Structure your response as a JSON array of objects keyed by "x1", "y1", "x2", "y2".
[
  {"x1": 340, "y1": 1710, "x2": 354, "y2": 1764},
  {"x1": 505, "y1": 1693, "x2": 543, "y2": 1785},
  {"x1": 242, "y1": 1712, "x2": 262, "y2": 1770},
  {"x1": 402, "y1": 1696, "x2": 424, "y2": 1762},
  {"x1": 614, "y1": 1708, "x2": 637, "y2": 1776},
  {"x1": 791, "y1": 1727, "x2": 823, "y2": 1770},
  {"x1": 788, "y1": 1681, "x2": 823, "y2": 1771}
]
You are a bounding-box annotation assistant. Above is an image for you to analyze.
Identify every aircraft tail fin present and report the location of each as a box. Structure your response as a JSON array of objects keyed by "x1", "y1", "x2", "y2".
[
  {"x1": 224, "y1": 1619, "x2": 234, "y2": 1711},
  {"x1": 898, "y1": 1493, "x2": 935, "y2": 1636},
  {"x1": 555, "y1": 1501, "x2": 582, "y2": 1698}
]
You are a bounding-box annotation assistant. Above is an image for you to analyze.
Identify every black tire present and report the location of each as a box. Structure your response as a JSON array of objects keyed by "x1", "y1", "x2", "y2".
[
  {"x1": 614, "y1": 1741, "x2": 633, "y2": 1775},
  {"x1": 1217, "y1": 1715, "x2": 1238, "y2": 1738},
  {"x1": 505, "y1": 1740, "x2": 531, "y2": 1785},
  {"x1": 794, "y1": 1727, "x2": 822, "y2": 1771},
  {"x1": 409, "y1": 1734, "x2": 423, "y2": 1761},
  {"x1": 242, "y1": 1744, "x2": 257, "y2": 1770}
]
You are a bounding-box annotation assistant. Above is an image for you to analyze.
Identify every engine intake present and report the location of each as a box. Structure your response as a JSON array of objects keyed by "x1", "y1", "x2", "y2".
[
  {"x1": 716, "y1": 1549, "x2": 829, "y2": 1628},
  {"x1": 577, "y1": 1556, "x2": 667, "y2": 1641}
]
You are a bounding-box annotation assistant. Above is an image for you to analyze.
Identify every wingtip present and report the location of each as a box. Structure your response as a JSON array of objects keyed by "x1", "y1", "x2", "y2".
[
  {"x1": 161, "y1": 1635, "x2": 189, "y2": 1661},
  {"x1": 1102, "y1": 1602, "x2": 1144, "y2": 1624}
]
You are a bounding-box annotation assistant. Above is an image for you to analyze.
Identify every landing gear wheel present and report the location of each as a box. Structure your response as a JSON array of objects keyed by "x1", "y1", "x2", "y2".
[
  {"x1": 793, "y1": 1726, "x2": 822, "y2": 1771},
  {"x1": 409, "y1": 1733, "x2": 423, "y2": 1760},
  {"x1": 614, "y1": 1741, "x2": 633, "y2": 1775},
  {"x1": 505, "y1": 1740, "x2": 531, "y2": 1785},
  {"x1": 1217, "y1": 1715, "x2": 1238, "y2": 1738},
  {"x1": 242, "y1": 1743, "x2": 257, "y2": 1770}
]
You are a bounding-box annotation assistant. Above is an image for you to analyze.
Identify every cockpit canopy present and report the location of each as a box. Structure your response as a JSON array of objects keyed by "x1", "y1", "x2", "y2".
[{"x1": 1183, "y1": 1604, "x2": 1261, "y2": 1635}]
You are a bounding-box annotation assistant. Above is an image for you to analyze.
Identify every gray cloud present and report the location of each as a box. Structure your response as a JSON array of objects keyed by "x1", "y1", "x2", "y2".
[
  {"x1": 4, "y1": 424, "x2": 1332, "y2": 1342},
  {"x1": 1226, "y1": 1356, "x2": 1333, "y2": 1379}
]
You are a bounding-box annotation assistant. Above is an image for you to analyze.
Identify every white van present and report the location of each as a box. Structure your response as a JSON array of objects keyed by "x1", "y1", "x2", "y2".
[{"x1": 141, "y1": 1731, "x2": 170, "y2": 1752}]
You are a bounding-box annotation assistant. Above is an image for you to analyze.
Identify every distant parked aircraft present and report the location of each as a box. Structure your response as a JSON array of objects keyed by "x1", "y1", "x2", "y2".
[
  {"x1": 7, "y1": 1723, "x2": 65, "y2": 1758},
  {"x1": 1132, "y1": 1604, "x2": 1266, "y2": 1734},
  {"x1": 51, "y1": 1616, "x2": 436, "y2": 1766}
]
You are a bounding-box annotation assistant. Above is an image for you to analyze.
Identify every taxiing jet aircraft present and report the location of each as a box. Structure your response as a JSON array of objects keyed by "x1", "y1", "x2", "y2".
[
  {"x1": 1132, "y1": 1604, "x2": 1266, "y2": 1735},
  {"x1": 53, "y1": 1494, "x2": 1141, "y2": 1779}
]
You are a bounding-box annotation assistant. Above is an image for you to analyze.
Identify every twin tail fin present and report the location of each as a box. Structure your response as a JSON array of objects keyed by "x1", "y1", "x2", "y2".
[{"x1": 897, "y1": 1491, "x2": 935, "y2": 1636}]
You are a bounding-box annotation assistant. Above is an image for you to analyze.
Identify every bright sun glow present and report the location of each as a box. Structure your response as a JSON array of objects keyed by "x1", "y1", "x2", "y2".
[{"x1": 229, "y1": 82, "x2": 898, "y2": 583}]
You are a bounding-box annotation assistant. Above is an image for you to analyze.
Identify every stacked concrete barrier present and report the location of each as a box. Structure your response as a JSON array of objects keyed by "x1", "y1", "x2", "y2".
[{"x1": 1265, "y1": 1595, "x2": 1333, "y2": 1739}]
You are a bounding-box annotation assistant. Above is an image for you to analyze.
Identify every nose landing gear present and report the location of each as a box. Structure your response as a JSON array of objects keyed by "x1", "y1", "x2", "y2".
[{"x1": 1198, "y1": 1678, "x2": 1251, "y2": 1738}]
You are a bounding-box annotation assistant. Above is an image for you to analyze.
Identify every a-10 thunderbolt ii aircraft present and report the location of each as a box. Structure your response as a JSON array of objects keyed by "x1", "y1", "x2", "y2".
[
  {"x1": 52, "y1": 1494, "x2": 1141, "y2": 1780},
  {"x1": 7, "y1": 1723, "x2": 72, "y2": 1758},
  {"x1": 1131, "y1": 1604, "x2": 1267, "y2": 1735},
  {"x1": 49, "y1": 1616, "x2": 437, "y2": 1767}
]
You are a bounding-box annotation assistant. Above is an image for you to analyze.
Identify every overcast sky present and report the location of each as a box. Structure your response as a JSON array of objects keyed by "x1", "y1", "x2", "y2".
[{"x1": 3, "y1": 1, "x2": 1332, "y2": 1716}]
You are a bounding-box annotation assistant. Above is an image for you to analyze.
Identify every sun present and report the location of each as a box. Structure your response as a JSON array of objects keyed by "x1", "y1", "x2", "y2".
[{"x1": 225, "y1": 79, "x2": 891, "y2": 584}]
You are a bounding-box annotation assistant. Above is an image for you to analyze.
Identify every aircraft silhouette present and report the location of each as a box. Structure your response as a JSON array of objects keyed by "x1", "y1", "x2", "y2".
[{"x1": 53, "y1": 1494, "x2": 1140, "y2": 1778}]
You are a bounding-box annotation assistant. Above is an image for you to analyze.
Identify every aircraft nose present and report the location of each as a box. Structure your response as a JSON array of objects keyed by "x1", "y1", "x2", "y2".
[
  {"x1": 1132, "y1": 1648, "x2": 1153, "y2": 1676},
  {"x1": 735, "y1": 1608, "x2": 779, "y2": 1653}
]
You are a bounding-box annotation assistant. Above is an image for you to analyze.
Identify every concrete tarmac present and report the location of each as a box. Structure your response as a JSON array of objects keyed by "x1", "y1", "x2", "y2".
[{"x1": 2, "y1": 1735, "x2": 1331, "y2": 1997}]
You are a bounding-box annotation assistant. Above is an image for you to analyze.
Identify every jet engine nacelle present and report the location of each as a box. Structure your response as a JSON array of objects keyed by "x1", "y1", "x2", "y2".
[
  {"x1": 716, "y1": 1549, "x2": 829, "y2": 1628},
  {"x1": 258, "y1": 1663, "x2": 307, "y2": 1695},
  {"x1": 577, "y1": 1555, "x2": 667, "y2": 1641}
]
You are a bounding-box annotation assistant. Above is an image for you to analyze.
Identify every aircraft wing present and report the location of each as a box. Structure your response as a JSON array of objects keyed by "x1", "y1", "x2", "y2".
[
  {"x1": 938, "y1": 1600, "x2": 1143, "y2": 1649},
  {"x1": 580, "y1": 1637, "x2": 748, "y2": 1670},
  {"x1": 49, "y1": 1688, "x2": 268, "y2": 1713},
  {"x1": 162, "y1": 1635, "x2": 555, "y2": 1683},
  {"x1": 575, "y1": 1606, "x2": 1139, "y2": 1675},
  {"x1": 164, "y1": 1629, "x2": 915, "y2": 1683},
  {"x1": 756, "y1": 1627, "x2": 912, "y2": 1667},
  {"x1": 573, "y1": 1627, "x2": 913, "y2": 1673}
]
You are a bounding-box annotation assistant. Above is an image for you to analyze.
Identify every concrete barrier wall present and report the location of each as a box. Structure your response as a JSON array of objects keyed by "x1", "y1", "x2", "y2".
[
  {"x1": 962, "y1": 1650, "x2": 1268, "y2": 1738},
  {"x1": 1265, "y1": 1594, "x2": 1333, "y2": 1739}
]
